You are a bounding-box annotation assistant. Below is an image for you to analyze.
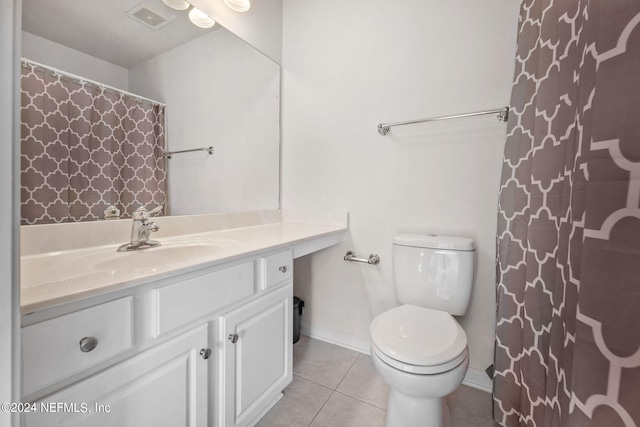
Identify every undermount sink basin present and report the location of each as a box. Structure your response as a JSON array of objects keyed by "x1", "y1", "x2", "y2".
[{"x1": 92, "y1": 243, "x2": 224, "y2": 270}]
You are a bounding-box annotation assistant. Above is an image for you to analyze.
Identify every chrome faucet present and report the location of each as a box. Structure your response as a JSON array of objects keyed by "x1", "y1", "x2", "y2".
[{"x1": 117, "y1": 206, "x2": 162, "y2": 252}]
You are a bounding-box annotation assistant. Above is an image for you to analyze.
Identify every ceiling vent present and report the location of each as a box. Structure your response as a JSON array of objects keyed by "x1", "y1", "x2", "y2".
[{"x1": 126, "y1": 4, "x2": 173, "y2": 30}]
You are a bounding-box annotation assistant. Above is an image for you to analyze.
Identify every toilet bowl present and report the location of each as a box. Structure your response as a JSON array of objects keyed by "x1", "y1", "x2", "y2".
[{"x1": 370, "y1": 304, "x2": 470, "y2": 427}]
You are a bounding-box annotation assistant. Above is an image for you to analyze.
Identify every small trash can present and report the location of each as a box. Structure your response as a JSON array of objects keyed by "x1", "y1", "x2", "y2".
[{"x1": 293, "y1": 297, "x2": 305, "y2": 343}]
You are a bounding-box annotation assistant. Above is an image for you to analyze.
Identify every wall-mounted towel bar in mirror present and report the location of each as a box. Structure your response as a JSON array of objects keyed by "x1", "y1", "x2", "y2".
[{"x1": 165, "y1": 146, "x2": 215, "y2": 159}]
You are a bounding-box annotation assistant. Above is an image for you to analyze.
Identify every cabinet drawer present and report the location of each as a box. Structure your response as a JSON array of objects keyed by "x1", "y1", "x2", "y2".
[
  {"x1": 22, "y1": 297, "x2": 133, "y2": 395},
  {"x1": 153, "y1": 262, "x2": 254, "y2": 336},
  {"x1": 260, "y1": 250, "x2": 292, "y2": 290}
]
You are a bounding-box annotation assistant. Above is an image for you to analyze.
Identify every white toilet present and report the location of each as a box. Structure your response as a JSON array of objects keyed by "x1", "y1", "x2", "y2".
[{"x1": 370, "y1": 234, "x2": 475, "y2": 427}]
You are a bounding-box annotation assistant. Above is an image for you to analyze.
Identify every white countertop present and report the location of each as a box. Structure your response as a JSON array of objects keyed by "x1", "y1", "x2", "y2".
[{"x1": 21, "y1": 220, "x2": 347, "y2": 314}]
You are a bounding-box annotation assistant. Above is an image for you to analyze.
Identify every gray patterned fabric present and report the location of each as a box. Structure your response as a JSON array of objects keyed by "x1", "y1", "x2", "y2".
[
  {"x1": 494, "y1": 1, "x2": 640, "y2": 426},
  {"x1": 21, "y1": 63, "x2": 166, "y2": 224}
]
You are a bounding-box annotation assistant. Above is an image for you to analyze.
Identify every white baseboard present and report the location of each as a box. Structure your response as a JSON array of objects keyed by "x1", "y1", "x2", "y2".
[
  {"x1": 300, "y1": 321, "x2": 371, "y2": 355},
  {"x1": 462, "y1": 367, "x2": 493, "y2": 393},
  {"x1": 300, "y1": 321, "x2": 493, "y2": 393}
]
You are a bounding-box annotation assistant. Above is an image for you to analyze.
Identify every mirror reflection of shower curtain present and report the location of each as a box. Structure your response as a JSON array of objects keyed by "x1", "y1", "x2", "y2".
[
  {"x1": 20, "y1": 62, "x2": 167, "y2": 224},
  {"x1": 493, "y1": 2, "x2": 640, "y2": 427}
]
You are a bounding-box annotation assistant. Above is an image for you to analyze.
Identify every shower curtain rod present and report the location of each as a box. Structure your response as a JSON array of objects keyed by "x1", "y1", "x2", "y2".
[
  {"x1": 21, "y1": 58, "x2": 166, "y2": 107},
  {"x1": 377, "y1": 106, "x2": 509, "y2": 135}
]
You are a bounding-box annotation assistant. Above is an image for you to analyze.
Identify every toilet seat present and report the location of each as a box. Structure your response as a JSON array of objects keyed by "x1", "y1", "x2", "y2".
[{"x1": 370, "y1": 304, "x2": 468, "y2": 374}]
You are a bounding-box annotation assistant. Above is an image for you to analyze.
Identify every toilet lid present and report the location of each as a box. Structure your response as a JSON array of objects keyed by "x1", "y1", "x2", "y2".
[{"x1": 370, "y1": 304, "x2": 467, "y2": 367}]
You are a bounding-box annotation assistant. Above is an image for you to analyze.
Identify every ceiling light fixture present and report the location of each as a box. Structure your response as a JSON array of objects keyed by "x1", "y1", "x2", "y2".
[
  {"x1": 188, "y1": 7, "x2": 216, "y2": 28},
  {"x1": 224, "y1": 0, "x2": 251, "y2": 12},
  {"x1": 161, "y1": 0, "x2": 190, "y2": 11},
  {"x1": 159, "y1": 0, "x2": 216, "y2": 29}
]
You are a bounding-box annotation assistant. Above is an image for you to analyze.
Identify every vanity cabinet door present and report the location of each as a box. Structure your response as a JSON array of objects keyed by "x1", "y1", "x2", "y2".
[
  {"x1": 24, "y1": 324, "x2": 210, "y2": 427},
  {"x1": 219, "y1": 284, "x2": 293, "y2": 427}
]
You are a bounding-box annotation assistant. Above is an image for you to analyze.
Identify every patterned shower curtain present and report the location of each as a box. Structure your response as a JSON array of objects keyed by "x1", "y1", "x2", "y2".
[
  {"x1": 21, "y1": 61, "x2": 167, "y2": 224},
  {"x1": 494, "y1": 1, "x2": 640, "y2": 426}
]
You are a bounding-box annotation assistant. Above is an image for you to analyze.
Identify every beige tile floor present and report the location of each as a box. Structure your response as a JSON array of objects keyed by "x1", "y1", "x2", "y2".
[{"x1": 256, "y1": 335, "x2": 500, "y2": 427}]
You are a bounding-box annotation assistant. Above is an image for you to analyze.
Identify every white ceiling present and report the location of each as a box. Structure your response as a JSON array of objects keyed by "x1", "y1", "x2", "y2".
[{"x1": 22, "y1": 0, "x2": 219, "y2": 69}]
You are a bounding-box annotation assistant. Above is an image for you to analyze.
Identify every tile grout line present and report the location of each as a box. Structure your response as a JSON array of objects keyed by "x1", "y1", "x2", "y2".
[
  {"x1": 333, "y1": 352, "x2": 361, "y2": 391},
  {"x1": 306, "y1": 354, "x2": 369, "y2": 426},
  {"x1": 305, "y1": 389, "x2": 387, "y2": 427},
  {"x1": 292, "y1": 338, "x2": 385, "y2": 426},
  {"x1": 306, "y1": 389, "x2": 335, "y2": 427},
  {"x1": 329, "y1": 353, "x2": 388, "y2": 412},
  {"x1": 295, "y1": 350, "x2": 360, "y2": 427},
  {"x1": 292, "y1": 349, "x2": 361, "y2": 392},
  {"x1": 331, "y1": 389, "x2": 388, "y2": 412},
  {"x1": 331, "y1": 352, "x2": 387, "y2": 409},
  {"x1": 291, "y1": 373, "x2": 335, "y2": 391},
  {"x1": 288, "y1": 373, "x2": 336, "y2": 427}
]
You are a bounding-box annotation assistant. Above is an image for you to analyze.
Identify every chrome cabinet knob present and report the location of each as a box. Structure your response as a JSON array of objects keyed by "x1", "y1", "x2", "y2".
[
  {"x1": 200, "y1": 348, "x2": 212, "y2": 359},
  {"x1": 278, "y1": 266, "x2": 287, "y2": 273},
  {"x1": 228, "y1": 334, "x2": 239, "y2": 344},
  {"x1": 79, "y1": 337, "x2": 98, "y2": 353}
]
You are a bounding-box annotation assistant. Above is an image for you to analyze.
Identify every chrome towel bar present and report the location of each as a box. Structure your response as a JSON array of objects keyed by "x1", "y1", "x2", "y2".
[
  {"x1": 344, "y1": 251, "x2": 380, "y2": 265},
  {"x1": 165, "y1": 146, "x2": 214, "y2": 159},
  {"x1": 377, "y1": 106, "x2": 509, "y2": 136}
]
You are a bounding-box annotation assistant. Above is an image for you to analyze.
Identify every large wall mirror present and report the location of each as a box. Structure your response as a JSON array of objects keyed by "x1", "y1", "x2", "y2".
[{"x1": 20, "y1": 0, "x2": 280, "y2": 224}]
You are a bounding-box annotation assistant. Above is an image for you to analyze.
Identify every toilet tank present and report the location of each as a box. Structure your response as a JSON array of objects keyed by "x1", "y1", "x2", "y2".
[{"x1": 393, "y1": 234, "x2": 475, "y2": 315}]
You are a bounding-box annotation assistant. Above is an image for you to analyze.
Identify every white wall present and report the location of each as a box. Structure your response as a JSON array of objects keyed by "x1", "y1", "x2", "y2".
[
  {"x1": 129, "y1": 28, "x2": 280, "y2": 215},
  {"x1": 191, "y1": 0, "x2": 282, "y2": 64},
  {"x1": 1, "y1": 0, "x2": 20, "y2": 424},
  {"x1": 282, "y1": 0, "x2": 520, "y2": 374},
  {"x1": 21, "y1": 31, "x2": 129, "y2": 90}
]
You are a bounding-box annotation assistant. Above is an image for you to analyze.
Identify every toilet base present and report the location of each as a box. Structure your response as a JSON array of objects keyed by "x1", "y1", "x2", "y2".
[
  {"x1": 371, "y1": 345, "x2": 469, "y2": 427},
  {"x1": 386, "y1": 390, "x2": 450, "y2": 427}
]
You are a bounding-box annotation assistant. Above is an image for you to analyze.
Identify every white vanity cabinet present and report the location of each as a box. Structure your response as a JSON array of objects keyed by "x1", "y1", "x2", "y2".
[{"x1": 21, "y1": 249, "x2": 297, "y2": 427}]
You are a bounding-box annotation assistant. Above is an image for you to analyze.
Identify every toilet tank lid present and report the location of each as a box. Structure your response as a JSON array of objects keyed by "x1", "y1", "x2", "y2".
[{"x1": 393, "y1": 234, "x2": 475, "y2": 251}]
